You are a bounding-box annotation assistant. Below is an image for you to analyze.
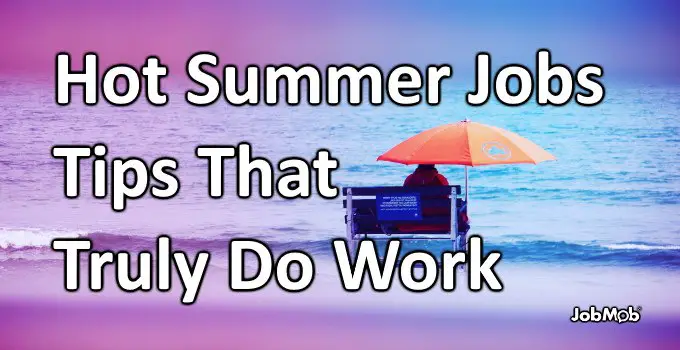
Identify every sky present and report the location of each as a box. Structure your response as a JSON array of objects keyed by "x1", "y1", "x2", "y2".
[{"x1": 1, "y1": 0, "x2": 678, "y2": 82}]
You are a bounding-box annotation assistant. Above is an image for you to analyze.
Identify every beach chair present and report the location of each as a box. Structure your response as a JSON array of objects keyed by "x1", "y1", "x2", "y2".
[{"x1": 342, "y1": 185, "x2": 468, "y2": 256}]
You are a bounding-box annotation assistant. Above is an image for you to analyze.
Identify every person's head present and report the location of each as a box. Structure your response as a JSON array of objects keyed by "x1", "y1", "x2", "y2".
[{"x1": 416, "y1": 164, "x2": 436, "y2": 171}]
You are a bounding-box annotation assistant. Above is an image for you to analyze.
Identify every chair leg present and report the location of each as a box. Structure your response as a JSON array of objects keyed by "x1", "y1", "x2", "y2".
[
  {"x1": 457, "y1": 232, "x2": 467, "y2": 271},
  {"x1": 453, "y1": 232, "x2": 462, "y2": 251},
  {"x1": 349, "y1": 237, "x2": 358, "y2": 258}
]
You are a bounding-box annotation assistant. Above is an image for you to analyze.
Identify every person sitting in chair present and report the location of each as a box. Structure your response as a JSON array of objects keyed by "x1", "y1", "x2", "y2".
[
  {"x1": 398, "y1": 164, "x2": 451, "y2": 232},
  {"x1": 403, "y1": 164, "x2": 449, "y2": 187}
]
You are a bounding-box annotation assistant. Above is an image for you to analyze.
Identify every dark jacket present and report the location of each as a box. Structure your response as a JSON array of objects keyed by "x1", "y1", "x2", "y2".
[
  {"x1": 399, "y1": 168, "x2": 450, "y2": 232},
  {"x1": 403, "y1": 168, "x2": 449, "y2": 187}
]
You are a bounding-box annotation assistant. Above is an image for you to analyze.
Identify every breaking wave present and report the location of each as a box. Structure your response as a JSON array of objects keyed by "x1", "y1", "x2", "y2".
[{"x1": 1, "y1": 228, "x2": 679, "y2": 269}]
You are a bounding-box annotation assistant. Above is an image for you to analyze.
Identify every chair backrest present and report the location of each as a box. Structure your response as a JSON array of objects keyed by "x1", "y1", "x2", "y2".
[{"x1": 343, "y1": 186, "x2": 460, "y2": 227}]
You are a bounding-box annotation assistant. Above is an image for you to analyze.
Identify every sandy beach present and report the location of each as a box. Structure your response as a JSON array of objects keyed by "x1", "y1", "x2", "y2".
[
  {"x1": 2, "y1": 296, "x2": 679, "y2": 350},
  {"x1": 2, "y1": 261, "x2": 680, "y2": 349},
  {"x1": 2, "y1": 2, "x2": 680, "y2": 349}
]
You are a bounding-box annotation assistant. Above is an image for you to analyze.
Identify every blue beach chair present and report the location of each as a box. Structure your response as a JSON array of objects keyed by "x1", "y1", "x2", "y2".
[{"x1": 342, "y1": 185, "x2": 469, "y2": 256}]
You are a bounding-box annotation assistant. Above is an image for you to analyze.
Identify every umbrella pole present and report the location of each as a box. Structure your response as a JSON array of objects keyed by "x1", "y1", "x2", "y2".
[{"x1": 464, "y1": 166, "x2": 469, "y2": 203}]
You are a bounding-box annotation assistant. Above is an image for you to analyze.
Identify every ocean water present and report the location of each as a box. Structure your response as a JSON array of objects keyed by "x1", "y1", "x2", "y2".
[{"x1": 1, "y1": 79, "x2": 679, "y2": 271}]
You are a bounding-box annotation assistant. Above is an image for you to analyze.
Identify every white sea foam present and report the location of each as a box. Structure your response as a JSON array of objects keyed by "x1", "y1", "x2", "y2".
[
  {"x1": 602, "y1": 243, "x2": 680, "y2": 251},
  {"x1": 0, "y1": 227, "x2": 88, "y2": 249}
]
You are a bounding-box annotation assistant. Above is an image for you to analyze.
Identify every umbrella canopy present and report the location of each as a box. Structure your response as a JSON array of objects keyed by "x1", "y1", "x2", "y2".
[{"x1": 377, "y1": 120, "x2": 556, "y2": 166}]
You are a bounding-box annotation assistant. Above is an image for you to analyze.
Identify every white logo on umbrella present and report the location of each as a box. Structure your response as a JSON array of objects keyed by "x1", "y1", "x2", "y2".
[{"x1": 482, "y1": 141, "x2": 511, "y2": 160}]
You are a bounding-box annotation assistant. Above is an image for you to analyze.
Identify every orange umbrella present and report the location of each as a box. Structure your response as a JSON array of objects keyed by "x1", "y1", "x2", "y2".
[{"x1": 377, "y1": 119, "x2": 556, "y2": 201}]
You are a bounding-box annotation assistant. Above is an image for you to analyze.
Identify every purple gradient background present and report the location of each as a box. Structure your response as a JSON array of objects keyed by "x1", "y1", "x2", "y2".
[
  {"x1": 2, "y1": 1, "x2": 680, "y2": 349},
  {"x1": 1, "y1": 0, "x2": 679, "y2": 81}
]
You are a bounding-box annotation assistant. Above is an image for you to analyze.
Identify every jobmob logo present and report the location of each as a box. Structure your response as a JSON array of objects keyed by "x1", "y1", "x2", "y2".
[
  {"x1": 481, "y1": 141, "x2": 511, "y2": 160},
  {"x1": 570, "y1": 306, "x2": 642, "y2": 324}
]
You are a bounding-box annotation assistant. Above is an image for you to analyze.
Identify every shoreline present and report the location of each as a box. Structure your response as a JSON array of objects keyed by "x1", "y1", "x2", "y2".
[
  {"x1": 3, "y1": 259, "x2": 680, "y2": 316},
  {"x1": 4, "y1": 244, "x2": 680, "y2": 349}
]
